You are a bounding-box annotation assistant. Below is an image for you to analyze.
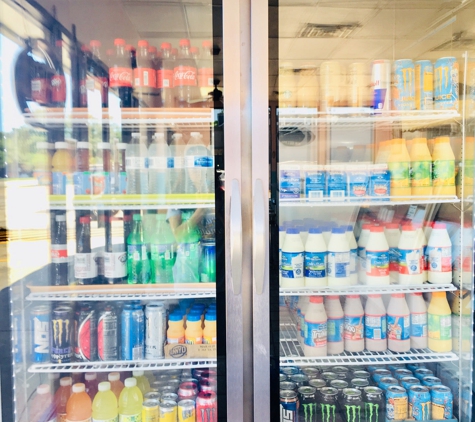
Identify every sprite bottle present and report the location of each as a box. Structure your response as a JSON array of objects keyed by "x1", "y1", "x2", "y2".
[
  {"x1": 149, "y1": 214, "x2": 176, "y2": 283},
  {"x1": 127, "y1": 214, "x2": 150, "y2": 284},
  {"x1": 173, "y1": 210, "x2": 201, "y2": 282}
]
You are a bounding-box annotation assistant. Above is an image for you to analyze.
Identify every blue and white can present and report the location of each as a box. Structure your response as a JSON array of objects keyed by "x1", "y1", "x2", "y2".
[
  {"x1": 431, "y1": 385, "x2": 453, "y2": 420},
  {"x1": 421, "y1": 376, "x2": 442, "y2": 387},
  {"x1": 408, "y1": 385, "x2": 431, "y2": 421},
  {"x1": 121, "y1": 302, "x2": 145, "y2": 360},
  {"x1": 386, "y1": 385, "x2": 408, "y2": 421},
  {"x1": 280, "y1": 390, "x2": 298, "y2": 422},
  {"x1": 434, "y1": 57, "x2": 459, "y2": 111},
  {"x1": 378, "y1": 376, "x2": 398, "y2": 391},
  {"x1": 414, "y1": 368, "x2": 433, "y2": 381},
  {"x1": 392, "y1": 59, "x2": 416, "y2": 110},
  {"x1": 401, "y1": 376, "x2": 421, "y2": 391},
  {"x1": 31, "y1": 305, "x2": 50, "y2": 363},
  {"x1": 415, "y1": 60, "x2": 434, "y2": 110},
  {"x1": 372, "y1": 60, "x2": 391, "y2": 111}
]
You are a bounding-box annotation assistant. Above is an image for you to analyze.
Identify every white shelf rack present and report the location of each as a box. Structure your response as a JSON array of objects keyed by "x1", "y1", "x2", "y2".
[
  {"x1": 279, "y1": 283, "x2": 457, "y2": 296},
  {"x1": 279, "y1": 196, "x2": 460, "y2": 207},
  {"x1": 29, "y1": 358, "x2": 217, "y2": 373},
  {"x1": 280, "y1": 323, "x2": 458, "y2": 367}
]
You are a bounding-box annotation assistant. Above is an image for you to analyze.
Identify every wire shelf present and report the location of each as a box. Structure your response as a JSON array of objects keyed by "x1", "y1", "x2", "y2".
[{"x1": 279, "y1": 196, "x2": 460, "y2": 207}]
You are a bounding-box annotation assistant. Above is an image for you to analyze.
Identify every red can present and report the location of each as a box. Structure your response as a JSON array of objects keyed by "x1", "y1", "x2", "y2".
[
  {"x1": 74, "y1": 302, "x2": 97, "y2": 362},
  {"x1": 199, "y1": 370, "x2": 217, "y2": 380},
  {"x1": 178, "y1": 381, "x2": 199, "y2": 400},
  {"x1": 196, "y1": 391, "x2": 217, "y2": 422},
  {"x1": 199, "y1": 378, "x2": 217, "y2": 393}
]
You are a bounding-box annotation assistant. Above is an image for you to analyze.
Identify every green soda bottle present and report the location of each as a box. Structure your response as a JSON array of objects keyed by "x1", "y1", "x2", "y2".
[
  {"x1": 174, "y1": 210, "x2": 201, "y2": 283},
  {"x1": 127, "y1": 214, "x2": 150, "y2": 284},
  {"x1": 149, "y1": 214, "x2": 176, "y2": 283}
]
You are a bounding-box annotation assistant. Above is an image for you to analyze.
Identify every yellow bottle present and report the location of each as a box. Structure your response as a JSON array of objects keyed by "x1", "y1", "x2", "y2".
[
  {"x1": 432, "y1": 136, "x2": 456, "y2": 197},
  {"x1": 410, "y1": 138, "x2": 432, "y2": 197},
  {"x1": 51, "y1": 142, "x2": 74, "y2": 195},
  {"x1": 132, "y1": 370, "x2": 150, "y2": 395},
  {"x1": 428, "y1": 291, "x2": 452, "y2": 353},
  {"x1": 203, "y1": 311, "x2": 217, "y2": 344},
  {"x1": 388, "y1": 138, "x2": 411, "y2": 200},
  {"x1": 167, "y1": 313, "x2": 185, "y2": 344},
  {"x1": 451, "y1": 290, "x2": 472, "y2": 353},
  {"x1": 375, "y1": 140, "x2": 390, "y2": 164},
  {"x1": 185, "y1": 313, "x2": 203, "y2": 344},
  {"x1": 456, "y1": 136, "x2": 474, "y2": 198}
]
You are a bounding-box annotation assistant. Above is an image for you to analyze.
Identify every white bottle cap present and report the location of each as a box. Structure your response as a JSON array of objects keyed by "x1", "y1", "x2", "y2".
[
  {"x1": 60, "y1": 377, "x2": 72, "y2": 387},
  {"x1": 72, "y1": 383, "x2": 86, "y2": 393},
  {"x1": 117, "y1": 143, "x2": 127, "y2": 150},
  {"x1": 55, "y1": 214, "x2": 66, "y2": 222},
  {"x1": 98, "y1": 142, "x2": 111, "y2": 150},
  {"x1": 85, "y1": 372, "x2": 97, "y2": 381},
  {"x1": 108, "y1": 372, "x2": 120, "y2": 382},
  {"x1": 133, "y1": 370, "x2": 144, "y2": 377},
  {"x1": 54, "y1": 142, "x2": 68, "y2": 149},
  {"x1": 77, "y1": 142, "x2": 90, "y2": 149},
  {"x1": 36, "y1": 384, "x2": 50, "y2": 394},
  {"x1": 98, "y1": 382, "x2": 111, "y2": 392},
  {"x1": 124, "y1": 378, "x2": 137, "y2": 388}
]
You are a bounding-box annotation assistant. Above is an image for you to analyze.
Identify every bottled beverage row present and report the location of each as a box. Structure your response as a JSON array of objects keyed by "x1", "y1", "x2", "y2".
[
  {"x1": 280, "y1": 136, "x2": 460, "y2": 201},
  {"x1": 30, "y1": 368, "x2": 217, "y2": 422},
  {"x1": 280, "y1": 218, "x2": 455, "y2": 288},
  {"x1": 279, "y1": 363, "x2": 456, "y2": 422},
  {"x1": 50, "y1": 209, "x2": 215, "y2": 286},
  {"x1": 279, "y1": 57, "x2": 461, "y2": 111},
  {"x1": 30, "y1": 299, "x2": 216, "y2": 364}
]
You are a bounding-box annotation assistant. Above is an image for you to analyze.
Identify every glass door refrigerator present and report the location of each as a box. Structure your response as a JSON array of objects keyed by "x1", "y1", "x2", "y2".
[
  {"x1": 0, "y1": 0, "x2": 250, "y2": 420},
  {"x1": 251, "y1": 0, "x2": 475, "y2": 421}
]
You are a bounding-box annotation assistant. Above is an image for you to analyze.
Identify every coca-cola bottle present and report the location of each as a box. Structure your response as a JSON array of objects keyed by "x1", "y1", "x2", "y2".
[
  {"x1": 134, "y1": 40, "x2": 157, "y2": 108},
  {"x1": 159, "y1": 42, "x2": 175, "y2": 108},
  {"x1": 90, "y1": 40, "x2": 109, "y2": 108},
  {"x1": 78, "y1": 45, "x2": 90, "y2": 108},
  {"x1": 126, "y1": 44, "x2": 137, "y2": 69},
  {"x1": 109, "y1": 38, "x2": 133, "y2": 108},
  {"x1": 51, "y1": 40, "x2": 67, "y2": 108},
  {"x1": 148, "y1": 46, "x2": 160, "y2": 107},
  {"x1": 198, "y1": 41, "x2": 214, "y2": 107},
  {"x1": 174, "y1": 39, "x2": 197, "y2": 107},
  {"x1": 50, "y1": 212, "x2": 69, "y2": 286},
  {"x1": 31, "y1": 60, "x2": 51, "y2": 105}
]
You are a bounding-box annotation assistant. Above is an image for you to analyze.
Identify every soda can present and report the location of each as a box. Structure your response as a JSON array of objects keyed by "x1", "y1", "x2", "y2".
[
  {"x1": 415, "y1": 60, "x2": 434, "y2": 110},
  {"x1": 394, "y1": 369, "x2": 413, "y2": 381},
  {"x1": 152, "y1": 380, "x2": 168, "y2": 390},
  {"x1": 392, "y1": 59, "x2": 415, "y2": 110},
  {"x1": 352, "y1": 370, "x2": 371, "y2": 380},
  {"x1": 178, "y1": 399, "x2": 196, "y2": 422},
  {"x1": 378, "y1": 377, "x2": 398, "y2": 391},
  {"x1": 329, "y1": 380, "x2": 348, "y2": 397},
  {"x1": 386, "y1": 385, "x2": 408, "y2": 421},
  {"x1": 282, "y1": 367, "x2": 299, "y2": 377},
  {"x1": 372, "y1": 369, "x2": 391, "y2": 384},
  {"x1": 300, "y1": 367, "x2": 320, "y2": 380},
  {"x1": 74, "y1": 302, "x2": 97, "y2": 362},
  {"x1": 160, "y1": 385, "x2": 177, "y2": 394},
  {"x1": 401, "y1": 376, "x2": 420, "y2": 391},
  {"x1": 182, "y1": 377, "x2": 200, "y2": 387},
  {"x1": 145, "y1": 303, "x2": 165, "y2": 359},
  {"x1": 193, "y1": 368, "x2": 206, "y2": 379},
  {"x1": 280, "y1": 373, "x2": 288, "y2": 382},
  {"x1": 290, "y1": 374, "x2": 308, "y2": 388},
  {"x1": 121, "y1": 302, "x2": 144, "y2": 360},
  {"x1": 145, "y1": 392, "x2": 161, "y2": 401},
  {"x1": 200, "y1": 378, "x2": 217, "y2": 393},
  {"x1": 431, "y1": 385, "x2": 453, "y2": 419},
  {"x1": 97, "y1": 305, "x2": 118, "y2": 361},
  {"x1": 372, "y1": 59, "x2": 391, "y2": 111},
  {"x1": 280, "y1": 390, "x2": 298, "y2": 422},
  {"x1": 350, "y1": 378, "x2": 369, "y2": 392},
  {"x1": 31, "y1": 305, "x2": 50, "y2": 363},
  {"x1": 434, "y1": 57, "x2": 459, "y2": 110},
  {"x1": 414, "y1": 369, "x2": 433, "y2": 381},
  {"x1": 308, "y1": 379, "x2": 326, "y2": 390},
  {"x1": 196, "y1": 391, "x2": 217, "y2": 422},
  {"x1": 332, "y1": 366, "x2": 350, "y2": 379},
  {"x1": 408, "y1": 385, "x2": 431, "y2": 421},
  {"x1": 406, "y1": 363, "x2": 426, "y2": 372},
  {"x1": 200, "y1": 211, "x2": 215, "y2": 241},
  {"x1": 321, "y1": 372, "x2": 338, "y2": 383},
  {"x1": 421, "y1": 376, "x2": 442, "y2": 387},
  {"x1": 161, "y1": 392, "x2": 179, "y2": 403},
  {"x1": 160, "y1": 400, "x2": 178, "y2": 422},
  {"x1": 348, "y1": 62, "x2": 370, "y2": 107},
  {"x1": 297, "y1": 386, "x2": 317, "y2": 422},
  {"x1": 142, "y1": 398, "x2": 159, "y2": 422},
  {"x1": 200, "y1": 241, "x2": 216, "y2": 283},
  {"x1": 363, "y1": 386, "x2": 385, "y2": 422},
  {"x1": 178, "y1": 382, "x2": 199, "y2": 400},
  {"x1": 50, "y1": 305, "x2": 73, "y2": 363},
  {"x1": 365, "y1": 366, "x2": 380, "y2": 374}
]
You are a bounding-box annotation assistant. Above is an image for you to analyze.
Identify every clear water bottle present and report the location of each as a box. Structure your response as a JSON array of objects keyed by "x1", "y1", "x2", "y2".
[
  {"x1": 169, "y1": 132, "x2": 186, "y2": 194},
  {"x1": 148, "y1": 132, "x2": 171, "y2": 194},
  {"x1": 126, "y1": 133, "x2": 148, "y2": 194},
  {"x1": 184, "y1": 132, "x2": 213, "y2": 194}
]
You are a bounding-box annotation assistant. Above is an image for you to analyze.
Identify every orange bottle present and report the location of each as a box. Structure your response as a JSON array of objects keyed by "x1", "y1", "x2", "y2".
[
  {"x1": 65, "y1": 383, "x2": 92, "y2": 422},
  {"x1": 55, "y1": 377, "x2": 72, "y2": 422},
  {"x1": 108, "y1": 372, "x2": 124, "y2": 401}
]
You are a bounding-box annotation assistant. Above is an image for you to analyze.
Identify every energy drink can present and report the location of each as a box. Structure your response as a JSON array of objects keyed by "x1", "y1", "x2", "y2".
[
  {"x1": 160, "y1": 400, "x2": 178, "y2": 422},
  {"x1": 431, "y1": 385, "x2": 453, "y2": 419},
  {"x1": 145, "y1": 303, "x2": 166, "y2": 359},
  {"x1": 144, "y1": 392, "x2": 161, "y2": 401},
  {"x1": 298, "y1": 386, "x2": 317, "y2": 422},
  {"x1": 329, "y1": 379, "x2": 349, "y2": 397},
  {"x1": 97, "y1": 304, "x2": 118, "y2": 361},
  {"x1": 290, "y1": 374, "x2": 309, "y2": 388},
  {"x1": 178, "y1": 399, "x2": 196, "y2": 422},
  {"x1": 394, "y1": 369, "x2": 413, "y2": 381},
  {"x1": 308, "y1": 379, "x2": 327, "y2": 390},
  {"x1": 352, "y1": 370, "x2": 371, "y2": 380},
  {"x1": 280, "y1": 374, "x2": 288, "y2": 382},
  {"x1": 196, "y1": 391, "x2": 217, "y2": 422},
  {"x1": 372, "y1": 369, "x2": 391, "y2": 384},
  {"x1": 200, "y1": 241, "x2": 216, "y2": 283},
  {"x1": 401, "y1": 376, "x2": 420, "y2": 391},
  {"x1": 301, "y1": 367, "x2": 320, "y2": 380},
  {"x1": 121, "y1": 302, "x2": 144, "y2": 360},
  {"x1": 414, "y1": 369, "x2": 433, "y2": 381},
  {"x1": 392, "y1": 59, "x2": 415, "y2": 110},
  {"x1": 372, "y1": 60, "x2": 391, "y2": 111},
  {"x1": 142, "y1": 398, "x2": 159, "y2": 422},
  {"x1": 350, "y1": 378, "x2": 369, "y2": 392},
  {"x1": 282, "y1": 367, "x2": 299, "y2": 377},
  {"x1": 408, "y1": 385, "x2": 431, "y2": 421},
  {"x1": 280, "y1": 381, "x2": 297, "y2": 392},
  {"x1": 74, "y1": 302, "x2": 97, "y2": 362},
  {"x1": 50, "y1": 305, "x2": 73, "y2": 363},
  {"x1": 363, "y1": 386, "x2": 385, "y2": 422},
  {"x1": 280, "y1": 390, "x2": 298, "y2": 422},
  {"x1": 434, "y1": 57, "x2": 459, "y2": 110},
  {"x1": 342, "y1": 388, "x2": 363, "y2": 422},
  {"x1": 31, "y1": 305, "x2": 50, "y2": 363},
  {"x1": 178, "y1": 382, "x2": 199, "y2": 400},
  {"x1": 415, "y1": 60, "x2": 434, "y2": 110},
  {"x1": 161, "y1": 392, "x2": 179, "y2": 403},
  {"x1": 386, "y1": 386, "x2": 408, "y2": 421},
  {"x1": 421, "y1": 376, "x2": 442, "y2": 387},
  {"x1": 378, "y1": 377, "x2": 398, "y2": 391}
]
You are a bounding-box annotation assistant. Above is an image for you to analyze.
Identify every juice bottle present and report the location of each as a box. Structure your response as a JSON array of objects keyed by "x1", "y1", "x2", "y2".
[
  {"x1": 167, "y1": 312, "x2": 185, "y2": 344},
  {"x1": 407, "y1": 292, "x2": 428, "y2": 349},
  {"x1": 345, "y1": 225, "x2": 358, "y2": 285},
  {"x1": 92, "y1": 382, "x2": 118, "y2": 422},
  {"x1": 384, "y1": 223, "x2": 400, "y2": 284},
  {"x1": 343, "y1": 295, "x2": 364, "y2": 352},
  {"x1": 357, "y1": 223, "x2": 372, "y2": 284},
  {"x1": 427, "y1": 291, "x2": 452, "y2": 352},
  {"x1": 451, "y1": 289, "x2": 472, "y2": 352},
  {"x1": 133, "y1": 370, "x2": 150, "y2": 395},
  {"x1": 365, "y1": 226, "x2": 390, "y2": 286},
  {"x1": 457, "y1": 136, "x2": 474, "y2": 198},
  {"x1": 34, "y1": 141, "x2": 53, "y2": 191},
  {"x1": 55, "y1": 377, "x2": 72, "y2": 422},
  {"x1": 65, "y1": 383, "x2": 92, "y2": 422},
  {"x1": 387, "y1": 293, "x2": 411, "y2": 353},
  {"x1": 410, "y1": 137, "x2": 432, "y2": 197},
  {"x1": 74, "y1": 132, "x2": 91, "y2": 195},
  {"x1": 185, "y1": 313, "x2": 203, "y2": 344},
  {"x1": 118, "y1": 378, "x2": 143, "y2": 421},
  {"x1": 365, "y1": 294, "x2": 387, "y2": 352},
  {"x1": 52, "y1": 141, "x2": 74, "y2": 195},
  {"x1": 427, "y1": 222, "x2": 452, "y2": 284},
  {"x1": 304, "y1": 227, "x2": 327, "y2": 287},
  {"x1": 398, "y1": 225, "x2": 424, "y2": 285},
  {"x1": 108, "y1": 372, "x2": 124, "y2": 400},
  {"x1": 415, "y1": 224, "x2": 428, "y2": 282},
  {"x1": 324, "y1": 295, "x2": 344, "y2": 355},
  {"x1": 84, "y1": 373, "x2": 98, "y2": 401},
  {"x1": 388, "y1": 138, "x2": 411, "y2": 200},
  {"x1": 327, "y1": 227, "x2": 351, "y2": 287},
  {"x1": 281, "y1": 228, "x2": 305, "y2": 288},
  {"x1": 203, "y1": 310, "x2": 217, "y2": 344},
  {"x1": 303, "y1": 296, "x2": 327, "y2": 357},
  {"x1": 432, "y1": 136, "x2": 456, "y2": 196},
  {"x1": 30, "y1": 384, "x2": 56, "y2": 422}
]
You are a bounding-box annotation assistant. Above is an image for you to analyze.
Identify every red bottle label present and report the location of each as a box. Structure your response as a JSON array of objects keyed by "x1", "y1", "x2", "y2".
[
  {"x1": 51, "y1": 75, "x2": 66, "y2": 103},
  {"x1": 198, "y1": 68, "x2": 214, "y2": 87},
  {"x1": 79, "y1": 79, "x2": 87, "y2": 107},
  {"x1": 31, "y1": 78, "x2": 49, "y2": 104},
  {"x1": 157, "y1": 69, "x2": 174, "y2": 88},
  {"x1": 174, "y1": 65, "x2": 197, "y2": 87},
  {"x1": 134, "y1": 68, "x2": 156, "y2": 88},
  {"x1": 51, "y1": 244, "x2": 68, "y2": 263},
  {"x1": 109, "y1": 67, "x2": 133, "y2": 88},
  {"x1": 99, "y1": 76, "x2": 109, "y2": 102}
]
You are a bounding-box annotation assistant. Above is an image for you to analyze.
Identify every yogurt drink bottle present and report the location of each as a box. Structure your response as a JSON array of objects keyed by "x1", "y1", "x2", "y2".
[
  {"x1": 385, "y1": 223, "x2": 401, "y2": 284},
  {"x1": 345, "y1": 225, "x2": 358, "y2": 285},
  {"x1": 327, "y1": 227, "x2": 351, "y2": 287},
  {"x1": 398, "y1": 225, "x2": 424, "y2": 285},
  {"x1": 343, "y1": 295, "x2": 365, "y2": 352},
  {"x1": 427, "y1": 291, "x2": 452, "y2": 352},
  {"x1": 298, "y1": 295, "x2": 310, "y2": 343},
  {"x1": 365, "y1": 226, "x2": 390, "y2": 285},
  {"x1": 453, "y1": 221, "x2": 473, "y2": 287},
  {"x1": 321, "y1": 226, "x2": 332, "y2": 245},
  {"x1": 303, "y1": 296, "x2": 328, "y2": 357},
  {"x1": 407, "y1": 292, "x2": 428, "y2": 349},
  {"x1": 427, "y1": 222, "x2": 452, "y2": 284},
  {"x1": 279, "y1": 226, "x2": 286, "y2": 286},
  {"x1": 432, "y1": 136, "x2": 456, "y2": 196},
  {"x1": 410, "y1": 137, "x2": 433, "y2": 197},
  {"x1": 281, "y1": 228, "x2": 305, "y2": 288},
  {"x1": 357, "y1": 224, "x2": 372, "y2": 284},
  {"x1": 325, "y1": 295, "x2": 344, "y2": 355},
  {"x1": 415, "y1": 224, "x2": 428, "y2": 282},
  {"x1": 388, "y1": 138, "x2": 411, "y2": 200},
  {"x1": 298, "y1": 226, "x2": 309, "y2": 245},
  {"x1": 92, "y1": 382, "x2": 118, "y2": 422},
  {"x1": 304, "y1": 228, "x2": 327, "y2": 287},
  {"x1": 387, "y1": 293, "x2": 411, "y2": 352},
  {"x1": 365, "y1": 294, "x2": 387, "y2": 352}
]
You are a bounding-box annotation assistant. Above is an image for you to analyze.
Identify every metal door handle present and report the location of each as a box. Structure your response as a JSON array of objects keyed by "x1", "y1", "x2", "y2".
[
  {"x1": 230, "y1": 179, "x2": 242, "y2": 295},
  {"x1": 253, "y1": 178, "x2": 267, "y2": 295}
]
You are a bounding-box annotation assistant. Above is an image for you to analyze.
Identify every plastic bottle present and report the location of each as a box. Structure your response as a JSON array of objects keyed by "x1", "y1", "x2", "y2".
[
  {"x1": 73, "y1": 133, "x2": 91, "y2": 195},
  {"x1": 457, "y1": 136, "x2": 474, "y2": 198},
  {"x1": 127, "y1": 214, "x2": 150, "y2": 284},
  {"x1": 34, "y1": 141, "x2": 53, "y2": 190},
  {"x1": 345, "y1": 225, "x2": 358, "y2": 285},
  {"x1": 75, "y1": 215, "x2": 98, "y2": 285},
  {"x1": 50, "y1": 212, "x2": 69, "y2": 286},
  {"x1": 158, "y1": 42, "x2": 175, "y2": 107},
  {"x1": 167, "y1": 312, "x2": 185, "y2": 344},
  {"x1": 325, "y1": 295, "x2": 344, "y2": 355},
  {"x1": 365, "y1": 226, "x2": 390, "y2": 285},
  {"x1": 415, "y1": 224, "x2": 428, "y2": 282},
  {"x1": 116, "y1": 142, "x2": 127, "y2": 194},
  {"x1": 132, "y1": 370, "x2": 150, "y2": 395},
  {"x1": 118, "y1": 378, "x2": 143, "y2": 421},
  {"x1": 30, "y1": 384, "x2": 55, "y2": 422},
  {"x1": 427, "y1": 291, "x2": 452, "y2": 352},
  {"x1": 108, "y1": 372, "x2": 124, "y2": 401},
  {"x1": 387, "y1": 293, "x2": 411, "y2": 352},
  {"x1": 93, "y1": 142, "x2": 111, "y2": 195},
  {"x1": 410, "y1": 137, "x2": 433, "y2": 197},
  {"x1": 388, "y1": 138, "x2": 411, "y2": 200},
  {"x1": 185, "y1": 313, "x2": 203, "y2": 344},
  {"x1": 169, "y1": 133, "x2": 186, "y2": 194},
  {"x1": 104, "y1": 212, "x2": 127, "y2": 285},
  {"x1": 52, "y1": 142, "x2": 74, "y2": 195},
  {"x1": 198, "y1": 40, "x2": 214, "y2": 106},
  {"x1": 298, "y1": 296, "x2": 310, "y2": 342},
  {"x1": 385, "y1": 223, "x2": 401, "y2": 284},
  {"x1": 126, "y1": 133, "x2": 148, "y2": 194},
  {"x1": 173, "y1": 210, "x2": 201, "y2": 283},
  {"x1": 149, "y1": 213, "x2": 176, "y2": 283},
  {"x1": 327, "y1": 227, "x2": 351, "y2": 287},
  {"x1": 407, "y1": 292, "x2": 428, "y2": 349},
  {"x1": 398, "y1": 225, "x2": 424, "y2": 285},
  {"x1": 432, "y1": 136, "x2": 456, "y2": 196},
  {"x1": 148, "y1": 132, "x2": 171, "y2": 194},
  {"x1": 55, "y1": 377, "x2": 72, "y2": 422},
  {"x1": 203, "y1": 310, "x2": 217, "y2": 344},
  {"x1": 357, "y1": 223, "x2": 372, "y2": 284},
  {"x1": 427, "y1": 222, "x2": 452, "y2": 284},
  {"x1": 134, "y1": 40, "x2": 157, "y2": 108},
  {"x1": 343, "y1": 295, "x2": 365, "y2": 352},
  {"x1": 174, "y1": 38, "x2": 198, "y2": 107},
  {"x1": 304, "y1": 228, "x2": 327, "y2": 287},
  {"x1": 303, "y1": 296, "x2": 327, "y2": 357},
  {"x1": 365, "y1": 294, "x2": 387, "y2": 352},
  {"x1": 84, "y1": 373, "x2": 98, "y2": 401},
  {"x1": 109, "y1": 38, "x2": 133, "y2": 108},
  {"x1": 184, "y1": 132, "x2": 213, "y2": 194},
  {"x1": 65, "y1": 383, "x2": 92, "y2": 422},
  {"x1": 89, "y1": 40, "x2": 108, "y2": 108},
  {"x1": 451, "y1": 290, "x2": 472, "y2": 353},
  {"x1": 281, "y1": 228, "x2": 305, "y2": 288},
  {"x1": 92, "y1": 382, "x2": 118, "y2": 422}
]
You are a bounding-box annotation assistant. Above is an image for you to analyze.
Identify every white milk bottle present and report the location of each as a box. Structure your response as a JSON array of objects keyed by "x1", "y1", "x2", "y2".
[
  {"x1": 423, "y1": 221, "x2": 433, "y2": 245},
  {"x1": 299, "y1": 295, "x2": 310, "y2": 343},
  {"x1": 281, "y1": 228, "x2": 305, "y2": 288},
  {"x1": 384, "y1": 223, "x2": 401, "y2": 284},
  {"x1": 365, "y1": 294, "x2": 387, "y2": 352},
  {"x1": 343, "y1": 295, "x2": 365, "y2": 352},
  {"x1": 398, "y1": 225, "x2": 424, "y2": 285},
  {"x1": 407, "y1": 292, "x2": 428, "y2": 349},
  {"x1": 321, "y1": 225, "x2": 332, "y2": 244},
  {"x1": 304, "y1": 228, "x2": 328, "y2": 287},
  {"x1": 298, "y1": 225, "x2": 309, "y2": 245},
  {"x1": 357, "y1": 224, "x2": 372, "y2": 284},
  {"x1": 325, "y1": 295, "x2": 344, "y2": 355},
  {"x1": 427, "y1": 222, "x2": 452, "y2": 284},
  {"x1": 327, "y1": 227, "x2": 351, "y2": 287},
  {"x1": 279, "y1": 226, "x2": 286, "y2": 286},
  {"x1": 415, "y1": 224, "x2": 428, "y2": 282},
  {"x1": 365, "y1": 226, "x2": 390, "y2": 285},
  {"x1": 453, "y1": 222, "x2": 473, "y2": 287},
  {"x1": 304, "y1": 296, "x2": 328, "y2": 357},
  {"x1": 345, "y1": 225, "x2": 358, "y2": 285},
  {"x1": 387, "y1": 293, "x2": 411, "y2": 352}
]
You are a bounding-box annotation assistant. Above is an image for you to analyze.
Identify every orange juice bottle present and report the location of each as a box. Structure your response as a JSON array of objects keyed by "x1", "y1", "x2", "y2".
[
  {"x1": 108, "y1": 372, "x2": 124, "y2": 401},
  {"x1": 410, "y1": 138, "x2": 432, "y2": 197},
  {"x1": 65, "y1": 383, "x2": 92, "y2": 422},
  {"x1": 432, "y1": 136, "x2": 456, "y2": 196},
  {"x1": 388, "y1": 138, "x2": 411, "y2": 200},
  {"x1": 167, "y1": 312, "x2": 185, "y2": 344},
  {"x1": 428, "y1": 291, "x2": 452, "y2": 353},
  {"x1": 185, "y1": 313, "x2": 203, "y2": 344},
  {"x1": 55, "y1": 377, "x2": 72, "y2": 422},
  {"x1": 203, "y1": 311, "x2": 217, "y2": 344}
]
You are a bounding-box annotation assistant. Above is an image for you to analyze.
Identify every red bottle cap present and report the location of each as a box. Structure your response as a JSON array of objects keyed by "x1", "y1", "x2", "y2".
[
  {"x1": 202, "y1": 40, "x2": 212, "y2": 48},
  {"x1": 138, "y1": 40, "x2": 149, "y2": 47},
  {"x1": 362, "y1": 224, "x2": 373, "y2": 230},
  {"x1": 90, "y1": 40, "x2": 101, "y2": 48},
  {"x1": 327, "y1": 295, "x2": 339, "y2": 300},
  {"x1": 368, "y1": 294, "x2": 382, "y2": 298},
  {"x1": 179, "y1": 38, "x2": 191, "y2": 47},
  {"x1": 148, "y1": 46, "x2": 157, "y2": 54},
  {"x1": 433, "y1": 222, "x2": 447, "y2": 229},
  {"x1": 114, "y1": 38, "x2": 126, "y2": 46},
  {"x1": 161, "y1": 42, "x2": 172, "y2": 50},
  {"x1": 79, "y1": 216, "x2": 91, "y2": 224},
  {"x1": 402, "y1": 224, "x2": 414, "y2": 231},
  {"x1": 309, "y1": 296, "x2": 323, "y2": 304},
  {"x1": 370, "y1": 226, "x2": 384, "y2": 233}
]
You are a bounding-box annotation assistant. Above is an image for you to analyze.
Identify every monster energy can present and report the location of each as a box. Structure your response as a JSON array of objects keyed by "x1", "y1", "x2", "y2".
[
  {"x1": 332, "y1": 366, "x2": 350, "y2": 380},
  {"x1": 342, "y1": 388, "x2": 363, "y2": 422},
  {"x1": 301, "y1": 367, "x2": 321, "y2": 380},
  {"x1": 329, "y1": 380, "x2": 348, "y2": 398},
  {"x1": 280, "y1": 381, "x2": 297, "y2": 391},
  {"x1": 291, "y1": 373, "x2": 309, "y2": 388},
  {"x1": 386, "y1": 385, "x2": 408, "y2": 421},
  {"x1": 351, "y1": 370, "x2": 371, "y2": 380},
  {"x1": 298, "y1": 386, "x2": 317, "y2": 422},
  {"x1": 408, "y1": 385, "x2": 431, "y2": 421},
  {"x1": 280, "y1": 390, "x2": 298, "y2": 422},
  {"x1": 350, "y1": 378, "x2": 369, "y2": 392},
  {"x1": 321, "y1": 372, "x2": 338, "y2": 383},
  {"x1": 309, "y1": 378, "x2": 327, "y2": 390},
  {"x1": 317, "y1": 387, "x2": 340, "y2": 422},
  {"x1": 363, "y1": 386, "x2": 385, "y2": 422}
]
